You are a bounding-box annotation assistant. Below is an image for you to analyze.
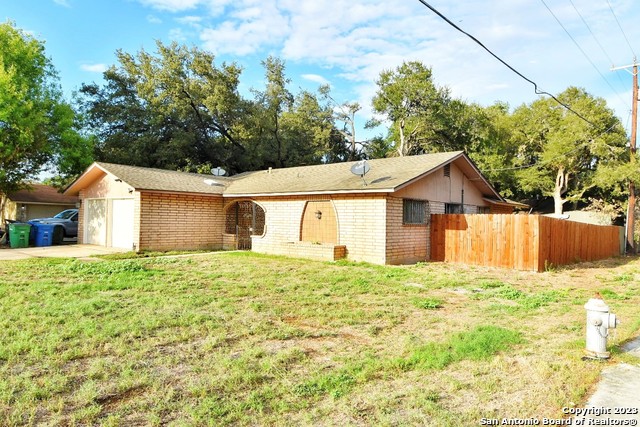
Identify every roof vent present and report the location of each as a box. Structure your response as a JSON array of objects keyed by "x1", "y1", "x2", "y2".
[
  {"x1": 203, "y1": 179, "x2": 223, "y2": 186},
  {"x1": 444, "y1": 164, "x2": 451, "y2": 178}
]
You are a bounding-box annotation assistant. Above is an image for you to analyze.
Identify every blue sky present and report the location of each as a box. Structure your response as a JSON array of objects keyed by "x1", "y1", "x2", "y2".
[{"x1": 3, "y1": 0, "x2": 640, "y2": 139}]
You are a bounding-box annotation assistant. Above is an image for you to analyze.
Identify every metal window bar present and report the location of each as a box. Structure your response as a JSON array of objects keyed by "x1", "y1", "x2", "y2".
[{"x1": 403, "y1": 199, "x2": 429, "y2": 224}]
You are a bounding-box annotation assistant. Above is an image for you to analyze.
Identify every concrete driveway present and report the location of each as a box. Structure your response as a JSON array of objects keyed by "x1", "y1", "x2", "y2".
[{"x1": 0, "y1": 244, "x2": 129, "y2": 260}]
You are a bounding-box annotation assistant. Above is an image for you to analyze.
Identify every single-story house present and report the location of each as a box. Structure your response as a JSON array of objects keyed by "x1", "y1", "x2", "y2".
[
  {"x1": 65, "y1": 151, "x2": 520, "y2": 264},
  {"x1": 1, "y1": 184, "x2": 78, "y2": 224}
]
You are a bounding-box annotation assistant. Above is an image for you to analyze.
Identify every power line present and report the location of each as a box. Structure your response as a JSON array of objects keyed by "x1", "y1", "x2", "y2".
[
  {"x1": 567, "y1": 0, "x2": 628, "y2": 95},
  {"x1": 414, "y1": 0, "x2": 597, "y2": 127},
  {"x1": 606, "y1": 0, "x2": 637, "y2": 59},
  {"x1": 540, "y1": 0, "x2": 627, "y2": 107}
]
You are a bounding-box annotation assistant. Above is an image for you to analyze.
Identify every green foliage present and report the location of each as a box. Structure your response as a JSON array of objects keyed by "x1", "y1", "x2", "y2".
[
  {"x1": 395, "y1": 325, "x2": 522, "y2": 371},
  {"x1": 510, "y1": 87, "x2": 628, "y2": 213},
  {"x1": 471, "y1": 283, "x2": 562, "y2": 311},
  {"x1": 79, "y1": 45, "x2": 345, "y2": 174},
  {"x1": 0, "y1": 21, "x2": 92, "y2": 201},
  {"x1": 371, "y1": 61, "x2": 489, "y2": 157}
]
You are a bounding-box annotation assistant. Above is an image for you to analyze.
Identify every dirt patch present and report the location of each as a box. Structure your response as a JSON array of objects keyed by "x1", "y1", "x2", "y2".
[{"x1": 96, "y1": 385, "x2": 148, "y2": 411}]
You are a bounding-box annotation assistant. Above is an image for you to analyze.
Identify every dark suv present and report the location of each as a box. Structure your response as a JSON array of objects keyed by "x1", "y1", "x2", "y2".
[{"x1": 30, "y1": 209, "x2": 79, "y2": 244}]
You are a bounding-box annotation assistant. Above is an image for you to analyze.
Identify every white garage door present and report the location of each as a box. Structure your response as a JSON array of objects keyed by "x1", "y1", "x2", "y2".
[
  {"x1": 85, "y1": 199, "x2": 107, "y2": 246},
  {"x1": 111, "y1": 199, "x2": 134, "y2": 249}
]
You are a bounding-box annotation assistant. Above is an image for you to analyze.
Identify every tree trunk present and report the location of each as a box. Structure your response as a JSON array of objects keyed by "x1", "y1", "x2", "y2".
[
  {"x1": 553, "y1": 167, "x2": 568, "y2": 216},
  {"x1": 350, "y1": 113, "x2": 356, "y2": 160},
  {"x1": 398, "y1": 118, "x2": 406, "y2": 157}
]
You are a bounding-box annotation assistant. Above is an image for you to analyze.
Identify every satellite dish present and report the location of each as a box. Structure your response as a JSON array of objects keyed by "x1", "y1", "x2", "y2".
[
  {"x1": 350, "y1": 160, "x2": 371, "y2": 186},
  {"x1": 203, "y1": 178, "x2": 222, "y2": 186},
  {"x1": 211, "y1": 166, "x2": 226, "y2": 176}
]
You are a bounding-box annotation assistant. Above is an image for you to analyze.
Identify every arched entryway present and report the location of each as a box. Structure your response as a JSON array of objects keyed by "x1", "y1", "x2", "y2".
[{"x1": 225, "y1": 201, "x2": 265, "y2": 250}]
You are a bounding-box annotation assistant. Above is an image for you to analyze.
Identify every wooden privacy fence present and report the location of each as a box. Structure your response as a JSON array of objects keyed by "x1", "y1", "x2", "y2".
[{"x1": 430, "y1": 214, "x2": 624, "y2": 272}]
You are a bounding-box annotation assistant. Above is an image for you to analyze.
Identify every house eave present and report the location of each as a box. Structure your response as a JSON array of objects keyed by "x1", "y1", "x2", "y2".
[{"x1": 223, "y1": 188, "x2": 394, "y2": 198}]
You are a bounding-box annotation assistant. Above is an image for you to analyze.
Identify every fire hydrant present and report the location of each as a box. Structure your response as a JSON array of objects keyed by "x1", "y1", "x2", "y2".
[{"x1": 584, "y1": 294, "x2": 619, "y2": 359}]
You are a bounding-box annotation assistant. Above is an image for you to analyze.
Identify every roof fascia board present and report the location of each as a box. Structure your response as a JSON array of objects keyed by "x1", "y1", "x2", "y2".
[
  {"x1": 138, "y1": 189, "x2": 224, "y2": 197},
  {"x1": 9, "y1": 201, "x2": 77, "y2": 206},
  {"x1": 455, "y1": 153, "x2": 504, "y2": 201},
  {"x1": 223, "y1": 188, "x2": 392, "y2": 198}
]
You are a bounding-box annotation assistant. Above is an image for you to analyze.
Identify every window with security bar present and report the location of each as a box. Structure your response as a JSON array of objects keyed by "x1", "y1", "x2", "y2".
[
  {"x1": 403, "y1": 199, "x2": 430, "y2": 224},
  {"x1": 445, "y1": 203, "x2": 464, "y2": 214}
]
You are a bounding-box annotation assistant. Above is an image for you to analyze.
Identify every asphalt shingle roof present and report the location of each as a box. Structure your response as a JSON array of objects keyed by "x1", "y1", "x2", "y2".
[
  {"x1": 224, "y1": 151, "x2": 465, "y2": 195},
  {"x1": 95, "y1": 163, "x2": 231, "y2": 195},
  {"x1": 67, "y1": 151, "x2": 502, "y2": 200},
  {"x1": 8, "y1": 184, "x2": 78, "y2": 204}
]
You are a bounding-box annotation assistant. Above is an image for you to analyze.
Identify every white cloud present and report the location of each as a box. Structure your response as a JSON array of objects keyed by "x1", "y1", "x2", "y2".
[
  {"x1": 81, "y1": 63, "x2": 107, "y2": 73},
  {"x1": 169, "y1": 28, "x2": 189, "y2": 42},
  {"x1": 301, "y1": 74, "x2": 329, "y2": 85},
  {"x1": 138, "y1": 0, "x2": 201, "y2": 12},
  {"x1": 140, "y1": 0, "x2": 640, "y2": 128},
  {"x1": 53, "y1": 0, "x2": 70, "y2": 7},
  {"x1": 147, "y1": 15, "x2": 162, "y2": 24},
  {"x1": 176, "y1": 15, "x2": 203, "y2": 28},
  {"x1": 200, "y1": 0, "x2": 290, "y2": 55}
]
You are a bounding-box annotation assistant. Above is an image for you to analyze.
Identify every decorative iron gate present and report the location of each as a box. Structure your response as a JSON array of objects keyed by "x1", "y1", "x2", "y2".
[{"x1": 225, "y1": 201, "x2": 265, "y2": 250}]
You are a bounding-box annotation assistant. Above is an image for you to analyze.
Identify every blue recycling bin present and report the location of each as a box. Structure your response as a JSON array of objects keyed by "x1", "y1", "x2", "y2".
[{"x1": 33, "y1": 223, "x2": 55, "y2": 247}]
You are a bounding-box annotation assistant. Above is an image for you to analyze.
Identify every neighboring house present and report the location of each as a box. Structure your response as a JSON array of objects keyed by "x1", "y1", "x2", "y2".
[
  {"x1": 65, "y1": 151, "x2": 521, "y2": 264},
  {"x1": 1, "y1": 184, "x2": 78, "y2": 224}
]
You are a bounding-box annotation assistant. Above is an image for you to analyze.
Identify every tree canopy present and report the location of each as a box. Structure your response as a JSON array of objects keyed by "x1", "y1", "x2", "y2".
[
  {"x1": 78, "y1": 43, "x2": 347, "y2": 174},
  {"x1": 0, "y1": 21, "x2": 91, "y2": 213}
]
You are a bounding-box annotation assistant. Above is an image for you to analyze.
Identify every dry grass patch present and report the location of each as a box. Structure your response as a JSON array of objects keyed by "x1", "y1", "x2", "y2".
[{"x1": 0, "y1": 252, "x2": 639, "y2": 425}]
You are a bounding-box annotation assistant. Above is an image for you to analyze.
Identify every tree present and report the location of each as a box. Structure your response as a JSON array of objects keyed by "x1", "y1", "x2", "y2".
[
  {"x1": 0, "y1": 21, "x2": 91, "y2": 219},
  {"x1": 511, "y1": 87, "x2": 628, "y2": 215},
  {"x1": 318, "y1": 85, "x2": 365, "y2": 160},
  {"x1": 466, "y1": 102, "x2": 520, "y2": 199},
  {"x1": 249, "y1": 57, "x2": 342, "y2": 168},
  {"x1": 370, "y1": 61, "x2": 453, "y2": 156},
  {"x1": 79, "y1": 41, "x2": 250, "y2": 173}
]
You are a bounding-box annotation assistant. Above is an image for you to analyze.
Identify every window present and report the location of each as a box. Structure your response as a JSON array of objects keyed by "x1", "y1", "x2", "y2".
[
  {"x1": 403, "y1": 199, "x2": 429, "y2": 224},
  {"x1": 445, "y1": 203, "x2": 463, "y2": 214},
  {"x1": 477, "y1": 206, "x2": 490, "y2": 214}
]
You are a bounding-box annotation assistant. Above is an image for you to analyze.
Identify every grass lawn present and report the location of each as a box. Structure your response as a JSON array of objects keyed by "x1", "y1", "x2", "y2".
[{"x1": 1, "y1": 252, "x2": 639, "y2": 426}]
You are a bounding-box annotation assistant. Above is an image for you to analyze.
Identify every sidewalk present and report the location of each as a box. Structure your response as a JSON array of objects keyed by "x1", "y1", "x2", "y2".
[
  {"x1": 576, "y1": 337, "x2": 640, "y2": 423},
  {"x1": 0, "y1": 244, "x2": 128, "y2": 260}
]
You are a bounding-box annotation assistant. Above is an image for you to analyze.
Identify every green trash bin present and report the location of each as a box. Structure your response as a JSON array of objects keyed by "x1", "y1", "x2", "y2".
[{"x1": 8, "y1": 223, "x2": 31, "y2": 249}]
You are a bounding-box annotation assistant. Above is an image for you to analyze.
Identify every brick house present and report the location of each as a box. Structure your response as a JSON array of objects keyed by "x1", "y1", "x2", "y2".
[{"x1": 65, "y1": 151, "x2": 519, "y2": 264}]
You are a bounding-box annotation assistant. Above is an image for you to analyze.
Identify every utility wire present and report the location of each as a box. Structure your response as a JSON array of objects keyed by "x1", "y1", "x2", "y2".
[
  {"x1": 606, "y1": 0, "x2": 637, "y2": 59},
  {"x1": 415, "y1": 0, "x2": 596, "y2": 127},
  {"x1": 540, "y1": 0, "x2": 627, "y2": 108},
  {"x1": 568, "y1": 0, "x2": 628, "y2": 95}
]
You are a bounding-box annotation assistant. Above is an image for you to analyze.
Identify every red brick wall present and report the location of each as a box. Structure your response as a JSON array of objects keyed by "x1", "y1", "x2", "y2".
[
  {"x1": 138, "y1": 192, "x2": 224, "y2": 251},
  {"x1": 385, "y1": 196, "x2": 429, "y2": 264}
]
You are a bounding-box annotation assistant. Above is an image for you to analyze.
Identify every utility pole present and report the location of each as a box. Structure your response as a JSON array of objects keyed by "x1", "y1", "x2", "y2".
[{"x1": 612, "y1": 60, "x2": 639, "y2": 253}]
